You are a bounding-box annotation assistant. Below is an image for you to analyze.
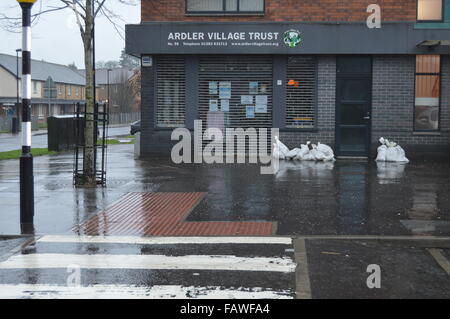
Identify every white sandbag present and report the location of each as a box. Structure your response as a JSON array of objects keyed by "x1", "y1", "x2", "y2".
[
  {"x1": 375, "y1": 145, "x2": 387, "y2": 162},
  {"x1": 385, "y1": 145, "x2": 409, "y2": 163},
  {"x1": 272, "y1": 142, "x2": 285, "y2": 160},
  {"x1": 301, "y1": 151, "x2": 316, "y2": 161},
  {"x1": 311, "y1": 148, "x2": 326, "y2": 161},
  {"x1": 294, "y1": 145, "x2": 310, "y2": 160},
  {"x1": 376, "y1": 137, "x2": 409, "y2": 163},
  {"x1": 285, "y1": 148, "x2": 301, "y2": 160},
  {"x1": 316, "y1": 143, "x2": 333, "y2": 156},
  {"x1": 316, "y1": 142, "x2": 335, "y2": 161},
  {"x1": 274, "y1": 136, "x2": 290, "y2": 155},
  {"x1": 323, "y1": 154, "x2": 335, "y2": 162}
]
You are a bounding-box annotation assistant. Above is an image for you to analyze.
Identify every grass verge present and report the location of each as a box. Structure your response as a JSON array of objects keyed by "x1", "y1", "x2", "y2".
[
  {"x1": 97, "y1": 138, "x2": 135, "y2": 145},
  {"x1": 0, "y1": 148, "x2": 58, "y2": 160}
]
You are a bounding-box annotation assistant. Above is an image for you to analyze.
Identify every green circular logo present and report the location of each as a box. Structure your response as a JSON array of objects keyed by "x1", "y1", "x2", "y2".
[{"x1": 284, "y1": 29, "x2": 302, "y2": 48}]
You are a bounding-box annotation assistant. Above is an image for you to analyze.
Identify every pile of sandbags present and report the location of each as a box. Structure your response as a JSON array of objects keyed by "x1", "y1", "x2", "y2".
[
  {"x1": 375, "y1": 137, "x2": 409, "y2": 163},
  {"x1": 272, "y1": 136, "x2": 335, "y2": 162}
]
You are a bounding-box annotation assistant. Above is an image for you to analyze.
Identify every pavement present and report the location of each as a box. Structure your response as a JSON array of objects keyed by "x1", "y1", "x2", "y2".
[{"x1": 0, "y1": 143, "x2": 449, "y2": 298}]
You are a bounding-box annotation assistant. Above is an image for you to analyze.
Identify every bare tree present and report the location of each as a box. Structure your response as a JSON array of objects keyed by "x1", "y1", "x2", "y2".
[{"x1": 0, "y1": 0, "x2": 138, "y2": 187}]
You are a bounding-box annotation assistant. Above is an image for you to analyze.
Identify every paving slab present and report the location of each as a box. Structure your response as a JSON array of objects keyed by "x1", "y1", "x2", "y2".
[{"x1": 304, "y1": 239, "x2": 450, "y2": 299}]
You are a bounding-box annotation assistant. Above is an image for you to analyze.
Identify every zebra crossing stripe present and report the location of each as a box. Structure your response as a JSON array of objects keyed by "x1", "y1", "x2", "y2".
[
  {"x1": 0, "y1": 253, "x2": 296, "y2": 272},
  {"x1": 0, "y1": 284, "x2": 293, "y2": 299},
  {"x1": 38, "y1": 235, "x2": 293, "y2": 245}
]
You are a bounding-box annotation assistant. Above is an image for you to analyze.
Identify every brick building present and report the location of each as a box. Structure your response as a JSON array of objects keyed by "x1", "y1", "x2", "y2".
[{"x1": 126, "y1": 0, "x2": 450, "y2": 158}]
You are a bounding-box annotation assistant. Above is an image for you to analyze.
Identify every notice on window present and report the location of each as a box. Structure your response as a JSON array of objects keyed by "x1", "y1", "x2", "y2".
[
  {"x1": 219, "y1": 82, "x2": 231, "y2": 99},
  {"x1": 249, "y1": 82, "x2": 259, "y2": 95},
  {"x1": 209, "y1": 82, "x2": 218, "y2": 95},
  {"x1": 241, "y1": 95, "x2": 253, "y2": 105},
  {"x1": 220, "y1": 99, "x2": 230, "y2": 112},
  {"x1": 255, "y1": 95, "x2": 268, "y2": 113},
  {"x1": 206, "y1": 111, "x2": 224, "y2": 140},
  {"x1": 246, "y1": 106, "x2": 255, "y2": 119},
  {"x1": 209, "y1": 99, "x2": 218, "y2": 112}
]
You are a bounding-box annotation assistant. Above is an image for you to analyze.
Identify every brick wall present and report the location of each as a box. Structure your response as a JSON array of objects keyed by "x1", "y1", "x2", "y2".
[
  {"x1": 142, "y1": 0, "x2": 416, "y2": 22},
  {"x1": 280, "y1": 56, "x2": 336, "y2": 148},
  {"x1": 371, "y1": 55, "x2": 450, "y2": 156}
]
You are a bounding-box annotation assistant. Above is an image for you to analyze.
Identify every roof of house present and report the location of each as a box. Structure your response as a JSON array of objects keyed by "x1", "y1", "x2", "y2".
[{"x1": 0, "y1": 53, "x2": 86, "y2": 86}]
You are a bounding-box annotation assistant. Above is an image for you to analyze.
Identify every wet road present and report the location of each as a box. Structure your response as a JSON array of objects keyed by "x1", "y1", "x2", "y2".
[
  {"x1": 0, "y1": 144, "x2": 449, "y2": 298},
  {"x1": 0, "y1": 235, "x2": 449, "y2": 298},
  {"x1": 0, "y1": 235, "x2": 296, "y2": 299},
  {"x1": 0, "y1": 126, "x2": 131, "y2": 152},
  {"x1": 0, "y1": 145, "x2": 449, "y2": 236}
]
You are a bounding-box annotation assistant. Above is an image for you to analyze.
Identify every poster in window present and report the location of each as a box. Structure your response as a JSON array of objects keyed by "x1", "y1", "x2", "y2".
[
  {"x1": 209, "y1": 82, "x2": 218, "y2": 95},
  {"x1": 249, "y1": 82, "x2": 258, "y2": 95},
  {"x1": 246, "y1": 106, "x2": 255, "y2": 119},
  {"x1": 219, "y1": 82, "x2": 231, "y2": 99},
  {"x1": 220, "y1": 99, "x2": 230, "y2": 112},
  {"x1": 206, "y1": 111, "x2": 224, "y2": 140},
  {"x1": 255, "y1": 95, "x2": 268, "y2": 113},
  {"x1": 209, "y1": 99, "x2": 218, "y2": 112},
  {"x1": 241, "y1": 95, "x2": 253, "y2": 105}
]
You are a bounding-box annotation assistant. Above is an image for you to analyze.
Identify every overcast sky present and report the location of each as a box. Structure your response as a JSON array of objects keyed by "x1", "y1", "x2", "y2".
[{"x1": 0, "y1": 0, "x2": 140, "y2": 68}]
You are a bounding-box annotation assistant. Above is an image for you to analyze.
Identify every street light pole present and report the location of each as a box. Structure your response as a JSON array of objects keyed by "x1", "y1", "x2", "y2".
[{"x1": 17, "y1": 0, "x2": 37, "y2": 229}]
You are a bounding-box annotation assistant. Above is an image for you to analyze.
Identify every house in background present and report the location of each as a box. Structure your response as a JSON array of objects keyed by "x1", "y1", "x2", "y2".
[{"x1": 0, "y1": 53, "x2": 96, "y2": 124}]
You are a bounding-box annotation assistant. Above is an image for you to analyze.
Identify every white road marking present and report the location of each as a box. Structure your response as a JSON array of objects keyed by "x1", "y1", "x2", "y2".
[
  {"x1": 293, "y1": 239, "x2": 312, "y2": 299},
  {"x1": 428, "y1": 248, "x2": 450, "y2": 276},
  {"x1": 0, "y1": 253, "x2": 296, "y2": 273},
  {"x1": 38, "y1": 235, "x2": 293, "y2": 245},
  {"x1": 0, "y1": 284, "x2": 293, "y2": 299}
]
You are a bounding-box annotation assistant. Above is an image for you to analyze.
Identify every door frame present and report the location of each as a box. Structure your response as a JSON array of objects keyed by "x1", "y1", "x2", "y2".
[{"x1": 335, "y1": 57, "x2": 373, "y2": 158}]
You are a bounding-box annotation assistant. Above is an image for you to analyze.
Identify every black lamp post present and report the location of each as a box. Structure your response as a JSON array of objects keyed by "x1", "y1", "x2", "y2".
[{"x1": 17, "y1": 0, "x2": 37, "y2": 231}]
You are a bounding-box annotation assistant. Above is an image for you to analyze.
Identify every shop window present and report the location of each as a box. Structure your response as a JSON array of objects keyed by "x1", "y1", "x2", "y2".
[
  {"x1": 415, "y1": 55, "x2": 440, "y2": 131},
  {"x1": 156, "y1": 56, "x2": 186, "y2": 128},
  {"x1": 286, "y1": 56, "x2": 317, "y2": 129},
  {"x1": 417, "y1": 0, "x2": 443, "y2": 21},
  {"x1": 186, "y1": 0, "x2": 264, "y2": 13}
]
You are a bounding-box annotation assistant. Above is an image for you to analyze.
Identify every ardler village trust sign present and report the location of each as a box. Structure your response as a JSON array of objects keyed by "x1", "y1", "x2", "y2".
[
  {"x1": 126, "y1": 22, "x2": 450, "y2": 55},
  {"x1": 167, "y1": 30, "x2": 302, "y2": 48}
]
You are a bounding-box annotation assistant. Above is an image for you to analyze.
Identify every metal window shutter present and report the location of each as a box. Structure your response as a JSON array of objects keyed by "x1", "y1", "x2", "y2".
[
  {"x1": 286, "y1": 56, "x2": 317, "y2": 128},
  {"x1": 198, "y1": 55, "x2": 273, "y2": 153},
  {"x1": 156, "y1": 56, "x2": 186, "y2": 128}
]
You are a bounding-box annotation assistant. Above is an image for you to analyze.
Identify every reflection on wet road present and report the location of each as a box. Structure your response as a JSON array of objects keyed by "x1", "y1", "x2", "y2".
[{"x1": 0, "y1": 144, "x2": 449, "y2": 236}]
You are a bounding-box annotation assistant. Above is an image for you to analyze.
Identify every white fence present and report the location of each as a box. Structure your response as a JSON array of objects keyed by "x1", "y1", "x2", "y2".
[{"x1": 108, "y1": 112, "x2": 140, "y2": 125}]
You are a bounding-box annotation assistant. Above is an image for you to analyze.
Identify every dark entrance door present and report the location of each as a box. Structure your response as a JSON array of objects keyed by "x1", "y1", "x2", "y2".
[{"x1": 336, "y1": 56, "x2": 372, "y2": 157}]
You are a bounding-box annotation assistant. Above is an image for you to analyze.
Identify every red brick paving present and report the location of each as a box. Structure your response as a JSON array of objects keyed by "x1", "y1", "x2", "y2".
[{"x1": 77, "y1": 192, "x2": 274, "y2": 236}]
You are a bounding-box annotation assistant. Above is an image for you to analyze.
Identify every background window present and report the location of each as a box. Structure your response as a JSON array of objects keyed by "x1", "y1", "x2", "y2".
[
  {"x1": 417, "y1": 0, "x2": 443, "y2": 21},
  {"x1": 156, "y1": 56, "x2": 186, "y2": 128},
  {"x1": 286, "y1": 56, "x2": 317, "y2": 129},
  {"x1": 415, "y1": 55, "x2": 440, "y2": 131},
  {"x1": 187, "y1": 0, "x2": 264, "y2": 13},
  {"x1": 68, "y1": 86, "x2": 72, "y2": 96}
]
